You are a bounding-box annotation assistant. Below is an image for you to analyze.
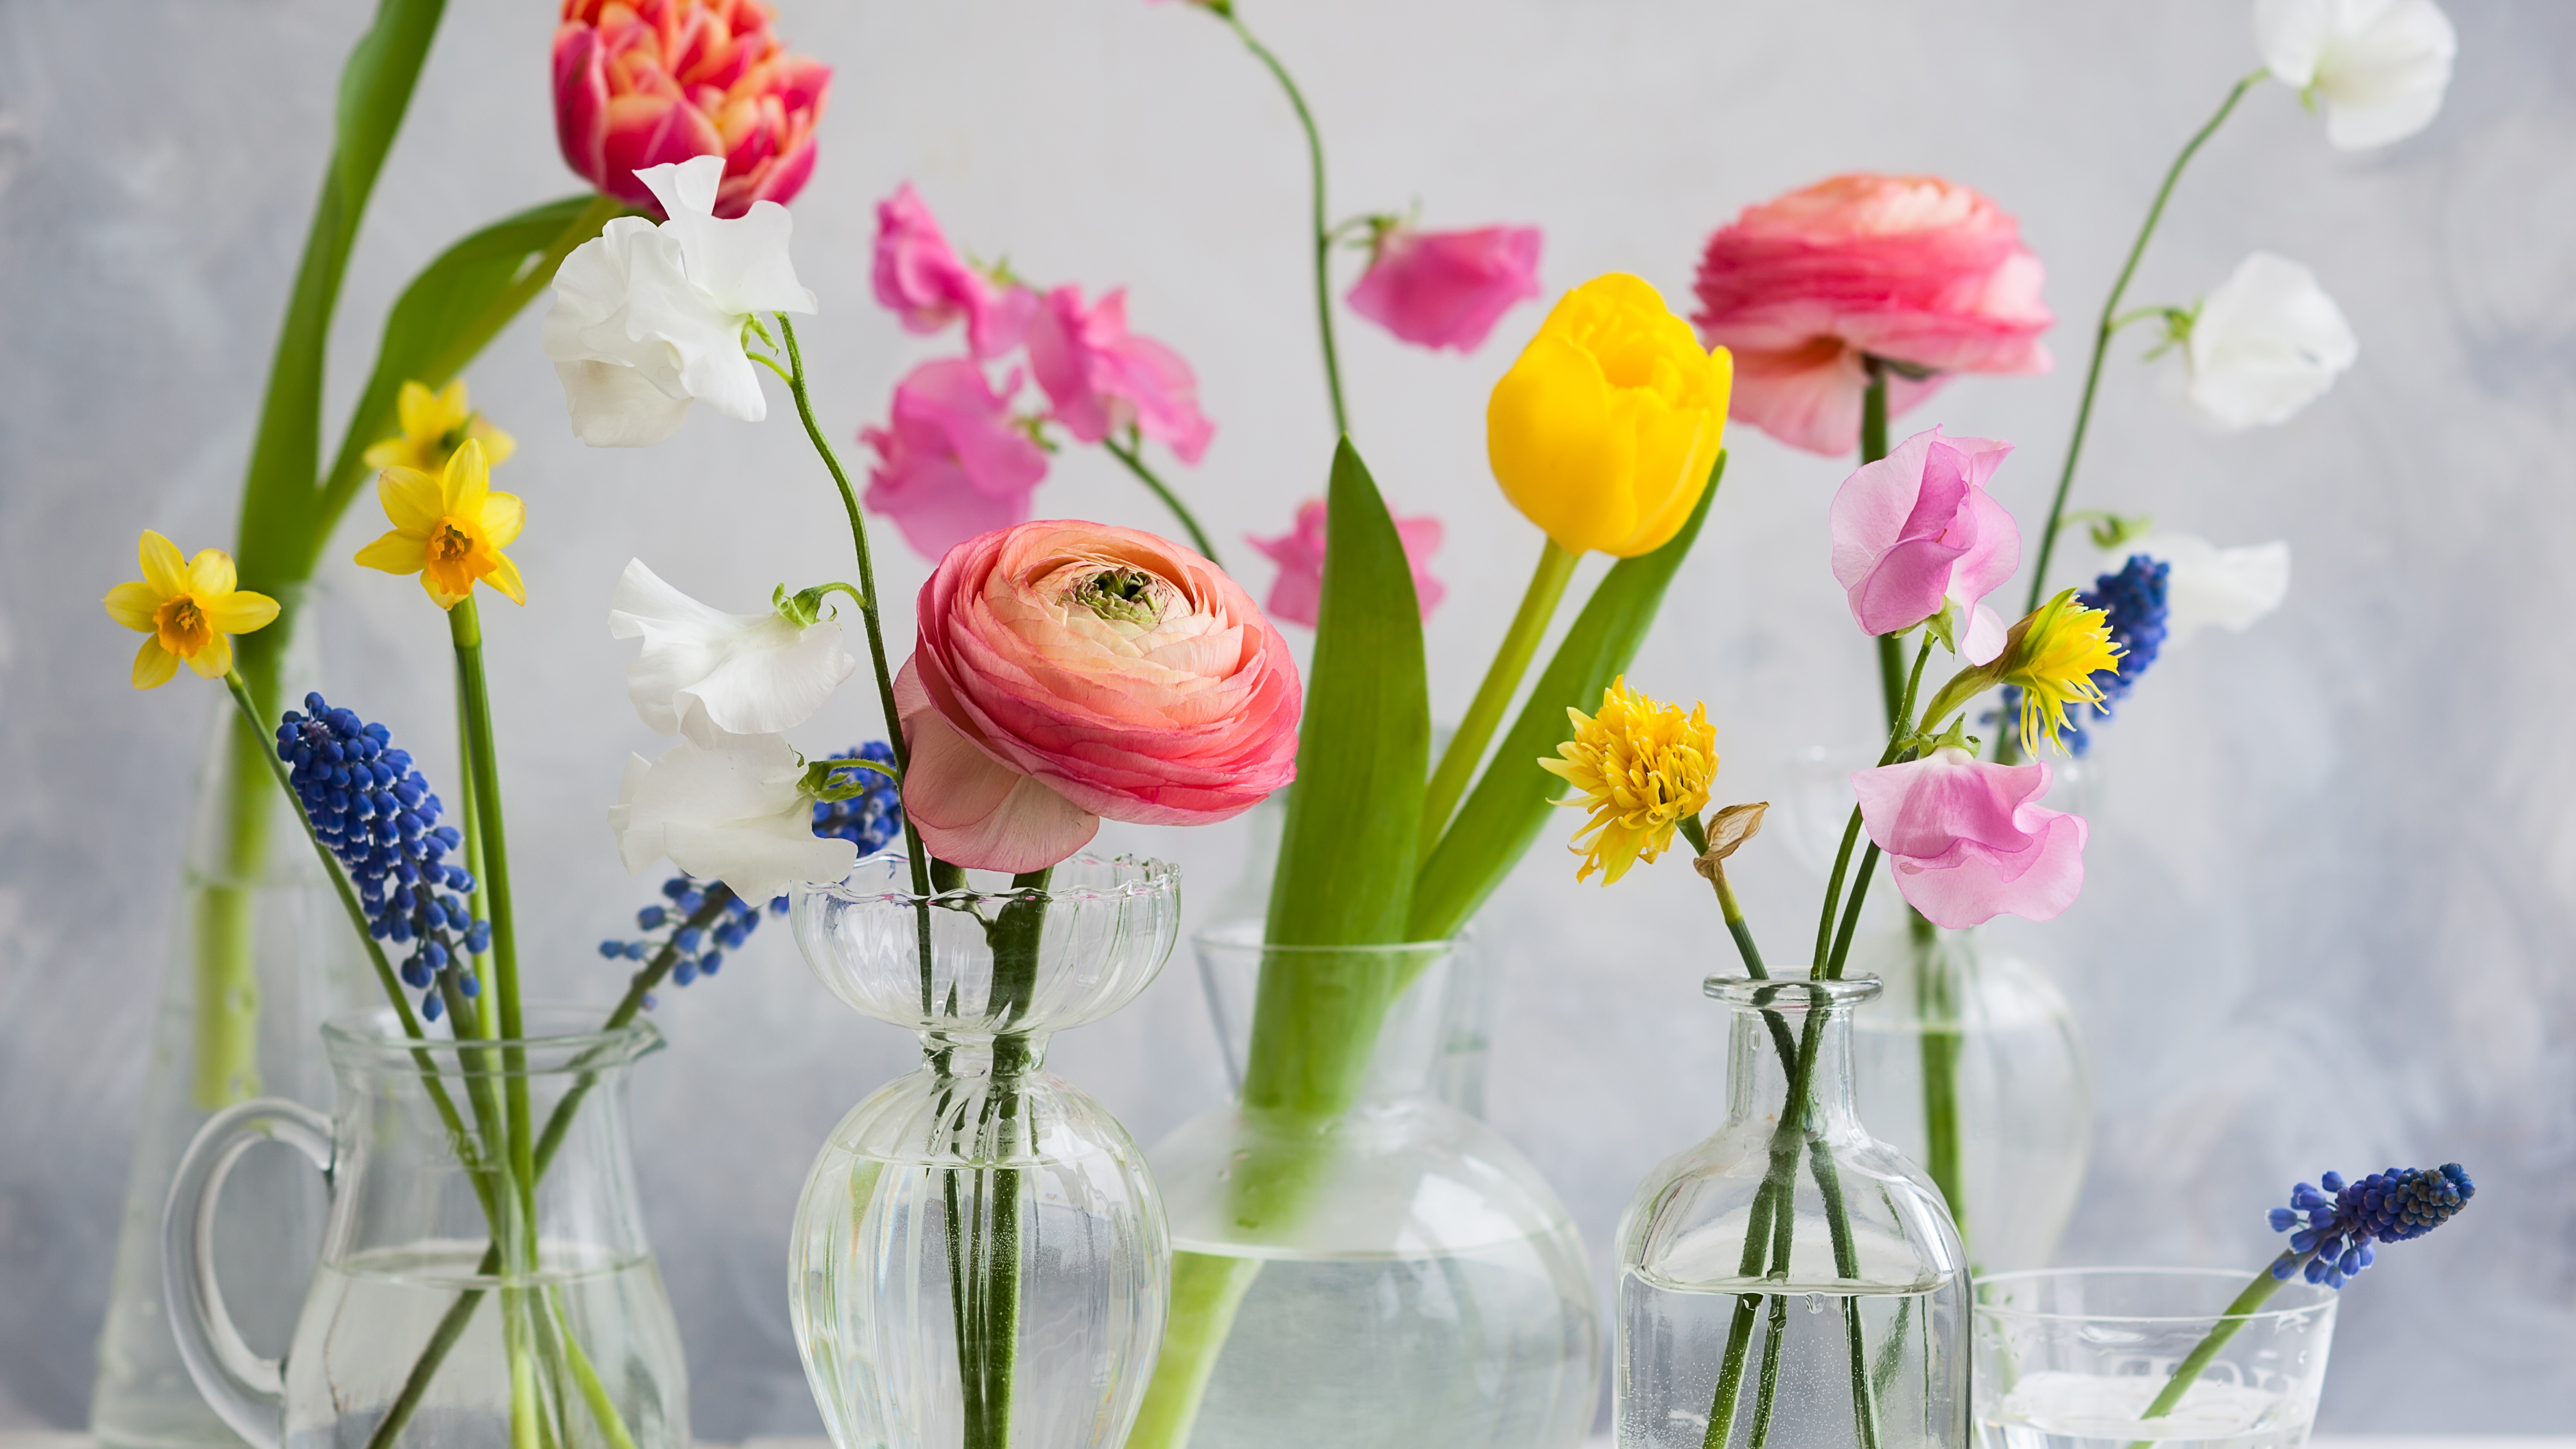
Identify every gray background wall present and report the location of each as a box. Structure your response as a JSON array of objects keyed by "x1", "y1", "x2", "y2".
[{"x1": 3, "y1": 0, "x2": 2569, "y2": 1432}]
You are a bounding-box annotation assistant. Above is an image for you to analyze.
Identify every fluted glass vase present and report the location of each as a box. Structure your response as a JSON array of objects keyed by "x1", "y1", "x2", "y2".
[
  {"x1": 1617, "y1": 976, "x2": 1969, "y2": 1449},
  {"x1": 789, "y1": 852, "x2": 1179, "y2": 1449},
  {"x1": 1842, "y1": 925, "x2": 2092, "y2": 1274},
  {"x1": 1137, "y1": 925, "x2": 1599, "y2": 1449}
]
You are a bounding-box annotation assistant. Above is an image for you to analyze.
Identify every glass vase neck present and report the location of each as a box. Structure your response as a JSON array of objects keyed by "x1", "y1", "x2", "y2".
[
  {"x1": 922, "y1": 1030, "x2": 1051, "y2": 1079},
  {"x1": 1192, "y1": 925, "x2": 1476, "y2": 1110},
  {"x1": 1705, "y1": 975, "x2": 1880, "y2": 1147}
]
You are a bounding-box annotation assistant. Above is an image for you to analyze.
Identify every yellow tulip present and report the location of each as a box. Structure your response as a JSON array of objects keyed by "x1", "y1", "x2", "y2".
[
  {"x1": 102, "y1": 531, "x2": 279, "y2": 688},
  {"x1": 1487, "y1": 273, "x2": 1733, "y2": 558}
]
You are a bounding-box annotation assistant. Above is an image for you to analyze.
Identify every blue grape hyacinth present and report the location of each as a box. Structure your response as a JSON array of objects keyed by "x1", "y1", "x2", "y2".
[
  {"x1": 599, "y1": 742, "x2": 904, "y2": 1006},
  {"x1": 278, "y1": 693, "x2": 490, "y2": 1023},
  {"x1": 2060, "y1": 553, "x2": 2171, "y2": 754},
  {"x1": 2267, "y1": 1164, "x2": 2475, "y2": 1289}
]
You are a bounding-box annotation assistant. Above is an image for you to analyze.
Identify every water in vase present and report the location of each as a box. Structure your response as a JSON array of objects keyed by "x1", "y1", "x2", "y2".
[
  {"x1": 1619, "y1": 1271, "x2": 1956, "y2": 1449},
  {"x1": 1980, "y1": 1371, "x2": 2301, "y2": 1449}
]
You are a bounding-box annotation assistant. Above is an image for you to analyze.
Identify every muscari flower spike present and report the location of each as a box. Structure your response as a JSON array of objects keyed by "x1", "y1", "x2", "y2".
[
  {"x1": 598, "y1": 743, "x2": 905, "y2": 1006},
  {"x1": 278, "y1": 693, "x2": 490, "y2": 1022},
  {"x1": 2267, "y1": 1163, "x2": 2475, "y2": 1289},
  {"x1": 2061, "y1": 553, "x2": 2170, "y2": 754}
]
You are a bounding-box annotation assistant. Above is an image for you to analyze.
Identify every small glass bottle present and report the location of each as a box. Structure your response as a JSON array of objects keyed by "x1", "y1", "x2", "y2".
[{"x1": 1617, "y1": 975, "x2": 1968, "y2": 1449}]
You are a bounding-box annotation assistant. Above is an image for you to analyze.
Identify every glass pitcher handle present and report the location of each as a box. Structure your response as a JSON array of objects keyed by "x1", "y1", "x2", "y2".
[{"x1": 160, "y1": 1098, "x2": 335, "y2": 1449}]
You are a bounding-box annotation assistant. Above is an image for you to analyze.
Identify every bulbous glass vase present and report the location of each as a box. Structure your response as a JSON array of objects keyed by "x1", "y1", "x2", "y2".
[
  {"x1": 1841, "y1": 925, "x2": 2092, "y2": 1274},
  {"x1": 788, "y1": 852, "x2": 1179, "y2": 1449},
  {"x1": 1617, "y1": 976, "x2": 1969, "y2": 1449},
  {"x1": 1135, "y1": 925, "x2": 1599, "y2": 1449}
]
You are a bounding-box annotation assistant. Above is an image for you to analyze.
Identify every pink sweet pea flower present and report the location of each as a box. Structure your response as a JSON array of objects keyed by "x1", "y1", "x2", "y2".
[
  {"x1": 1247, "y1": 498, "x2": 1447, "y2": 629},
  {"x1": 1025, "y1": 286, "x2": 1216, "y2": 464},
  {"x1": 861, "y1": 360, "x2": 1051, "y2": 563},
  {"x1": 1852, "y1": 745, "x2": 2087, "y2": 929},
  {"x1": 1693, "y1": 174, "x2": 2052, "y2": 456},
  {"x1": 897, "y1": 521, "x2": 1302, "y2": 872},
  {"x1": 1345, "y1": 224, "x2": 1545, "y2": 353},
  {"x1": 553, "y1": 0, "x2": 831, "y2": 220},
  {"x1": 1828, "y1": 426, "x2": 2020, "y2": 664},
  {"x1": 870, "y1": 183, "x2": 1036, "y2": 361}
]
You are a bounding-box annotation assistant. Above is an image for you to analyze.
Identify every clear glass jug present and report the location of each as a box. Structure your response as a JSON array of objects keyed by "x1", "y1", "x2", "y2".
[
  {"x1": 1617, "y1": 976, "x2": 1968, "y2": 1449},
  {"x1": 163, "y1": 1007, "x2": 687, "y2": 1449}
]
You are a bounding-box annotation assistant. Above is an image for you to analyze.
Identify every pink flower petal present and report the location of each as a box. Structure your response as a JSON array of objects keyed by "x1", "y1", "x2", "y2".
[
  {"x1": 1851, "y1": 747, "x2": 2088, "y2": 928},
  {"x1": 1346, "y1": 224, "x2": 1545, "y2": 353},
  {"x1": 862, "y1": 360, "x2": 1051, "y2": 562},
  {"x1": 896, "y1": 660, "x2": 1100, "y2": 872}
]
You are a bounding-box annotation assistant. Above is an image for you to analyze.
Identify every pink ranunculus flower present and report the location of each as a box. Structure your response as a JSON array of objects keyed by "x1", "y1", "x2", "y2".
[
  {"x1": 1247, "y1": 498, "x2": 1447, "y2": 629},
  {"x1": 861, "y1": 360, "x2": 1052, "y2": 563},
  {"x1": 1828, "y1": 426, "x2": 2020, "y2": 664},
  {"x1": 554, "y1": 0, "x2": 831, "y2": 220},
  {"x1": 898, "y1": 521, "x2": 1302, "y2": 872},
  {"x1": 1692, "y1": 174, "x2": 2052, "y2": 456},
  {"x1": 1852, "y1": 744, "x2": 2088, "y2": 929},
  {"x1": 1345, "y1": 223, "x2": 1545, "y2": 353},
  {"x1": 871, "y1": 183, "x2": 1036, "y2": 361},
  {"x1": 1025, "y1": 286, "x2": 1216, "y2": 464}
]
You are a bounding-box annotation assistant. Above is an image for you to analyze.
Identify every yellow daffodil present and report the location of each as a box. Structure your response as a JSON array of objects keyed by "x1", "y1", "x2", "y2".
[
  {"x1": 102, "y1": 531, "x2": 279, "y2": 688},
  {"x1": 1990, "y1": 590, "x2": 2121, "y2": 755},
  {"x1": 354, "y1": 438, "x2": 526, "y2": 609},
  {"x1": 1487, "y1": 273, "x2": 1733, "y2": 558},
  {"x1": 362, "y1": 379, "x2": 516, "y2": 476},
  {"x1": 1540, "y1": 677, "x2": 1719, "y2": 886}
]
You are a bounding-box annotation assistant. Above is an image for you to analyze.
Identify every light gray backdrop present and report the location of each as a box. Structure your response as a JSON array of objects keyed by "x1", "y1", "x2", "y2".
[{"x1": 3, "y1": 0, "x2": 2569, "y2": 1433}]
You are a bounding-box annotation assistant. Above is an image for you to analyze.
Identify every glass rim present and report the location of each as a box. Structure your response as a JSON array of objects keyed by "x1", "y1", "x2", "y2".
[
  {"x1": 321, "y1": 1003, "x2": 664, "y2": 1068},
  {"x1": 1972, "y1": 1266, "x2": 2339, "y2": 1323},
  {"x1": 799, "y1": 849, "x2": 1178, "y2": 908},
  {"x1": 1704, "y1": 974, "x2": 1882, "y2": 1010},
  {"x1": 1191, "y1": 919, "x2": 1468, "y2": 955}
]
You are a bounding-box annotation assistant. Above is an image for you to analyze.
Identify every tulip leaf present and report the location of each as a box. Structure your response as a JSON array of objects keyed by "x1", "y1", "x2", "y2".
[
  {"x1": 311, "y1": 194, "x2": 631, "y2": 535},
  {"x1": 1264, "y1": 439, "x2": 1430, "y2": 949},
  {"x1": 1408, "y1": 451, "x2": 1727, "y2": 941}
]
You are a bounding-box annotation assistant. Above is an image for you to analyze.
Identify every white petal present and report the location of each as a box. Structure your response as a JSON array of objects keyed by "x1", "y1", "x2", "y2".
[
  {"x1": 610, "y1": 732, "x2": 856, "y2": 902},
  {"x1": 686, "y1": 201, "x2": 819, "y2": 318},
  {"x1": 2182, "y1": 252, "x2": 2358, "y2": 432},
  {"x1": 636, "y1": 155, "x2": 725, "y2": 222},
  {"x1": 664, "y1": 813, "x2": 855, "y2": 907},
  {"x1": 2103, "y1": 534, "x2": 2293, "y2": 643},
  {"x1": 610, "y1": 560, "x2": 856, "y2": 742},
  {"x1": 618, "y1": 235, "x2": 766, "y2": 420},
  {"x1": 2253, "y1": 0, "x2": 2331, "y2": 86},
  {"x1": 2313, "y1": 0, "x2": 2456, "y2": 150},
  {"x1": 554, "y1": 361, "x2": 692, "y2": 448}
]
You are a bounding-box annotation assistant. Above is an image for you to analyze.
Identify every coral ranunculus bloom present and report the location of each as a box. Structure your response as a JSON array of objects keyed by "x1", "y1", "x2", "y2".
[
  {"x1": 554, "y1": 0, "x2": 832, "y2": 219},
  {"x1": 1694, "y1": 174, "x2": 2052, "y2": 456}
]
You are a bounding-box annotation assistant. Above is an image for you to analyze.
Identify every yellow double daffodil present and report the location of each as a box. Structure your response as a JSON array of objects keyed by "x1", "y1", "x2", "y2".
[
  {"x1": 363, "y1": 379, "x2": 516, "y2": 476},
  {"x1": 1540, "y1": 676, "x2": 1719, "y2": 886},
  {"x1": 102, "y1": 532, "x2": 279, "y2": 688},
  {"x1": 354, "y1": 438, "x2": 527, "y2": 609},
  {"x1": 1487, "y1": 273, "x2": 1733, "y2": 559}
]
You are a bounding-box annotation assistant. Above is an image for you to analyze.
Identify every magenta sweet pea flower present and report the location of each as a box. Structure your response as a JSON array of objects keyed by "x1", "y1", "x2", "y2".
[
  {"x1": 1828, "y1": 426, "x2": 2020, "y2": 663},
  {"x1": 1851, "y1": 745, "x2": 2087, "y2": 929},
  {"x1": 1247, "y1": 498, "x2": 1447, "y2": 629},
  {"x1": 861, "y1": 360, "x2": 1051, "y2": 562},
  {"x1": 1025, "y1": 285, "x2": 1216, "y2": 464},
  {"x1": 1345, "y1": 224, "x2": 1545, "y2": 353},
  {"x1": 870, "y1": 183, "x2": 1035, "y2": 361}
]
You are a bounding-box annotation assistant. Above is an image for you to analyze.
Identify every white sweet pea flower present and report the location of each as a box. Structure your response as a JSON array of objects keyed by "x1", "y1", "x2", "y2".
[
  {"x1": 2255, "y1": 0, "x2": 2458, "y2": 150},
  {"x1": 542, "y1": 154, "x2": 819, "y2": 447},
  {"x1": 608, "y1": 731, "x2": 856, "y2": 904},
  {"x1": 2098, "y1": 533, "x2": 2292, "y2": 643},
  {"x1": 610, "y1": 559, "x2": 856, "y2": 747},
  {"x1": 2179, "y1": 253, "x2": 2358, "y2": 433}
]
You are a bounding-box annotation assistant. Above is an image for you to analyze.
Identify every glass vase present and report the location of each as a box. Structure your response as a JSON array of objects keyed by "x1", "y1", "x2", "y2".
[
  {"x1": 1617, "y1": 975, "x2": 1969, "y2": 1449},
  {"x1": 1137, "y1": 925, "x2": 1599, "y2": 1449},
  {"x1": 163, "y1": 1006, "x2": 688, "y2": 1449},
  {"x1": 1971, "y1": 1268, "x2": 2338, "y2": 1448},
  {"x1": 788, "y1": 852, "x2": 1179, "y2": 1449},
  {"x1": 1842, "y1": 925, "x2": 2092, "y2": 1274},
  {"x1": 97, "y1": 673, "x2": 368, "y2": 1449}
]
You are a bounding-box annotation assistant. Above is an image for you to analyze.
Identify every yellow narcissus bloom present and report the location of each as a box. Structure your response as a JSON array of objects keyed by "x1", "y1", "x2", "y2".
[
  {"x1": 102, "y1": 531, "x2": 279, "y2": 688},
  {"x1": 1487, "y1": 273, "x2": 1733, "y2": 558},
  {"x1": 354, "y1": 438, "x2": 527, "y2": 610},
  {"x1": 362, "y1": 379, "x2": 516, "y2": 476},
  {"x1": 1540, "y1": 677, "x2": 1719, "y2": 886},
  {"x1": 1996, "y1": 589, "x2": 2121, "y2": 755}
]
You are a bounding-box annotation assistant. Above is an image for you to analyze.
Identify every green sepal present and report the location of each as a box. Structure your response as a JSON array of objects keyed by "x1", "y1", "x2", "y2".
[
  {"x1": 802, "y1": 755, "x2": 896, "y2": 803},
  {"x1": 1408, "y1": 451, "x2": 1726, "y2": 941},
  {"x1": 778, "y1": 581, "x2": 866, "y2": 627}
]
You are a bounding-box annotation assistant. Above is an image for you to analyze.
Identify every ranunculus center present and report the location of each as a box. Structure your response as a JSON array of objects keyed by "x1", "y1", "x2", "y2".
[{"x1": 1073, "y1": 567, "x2": 1167, "y2": 629}]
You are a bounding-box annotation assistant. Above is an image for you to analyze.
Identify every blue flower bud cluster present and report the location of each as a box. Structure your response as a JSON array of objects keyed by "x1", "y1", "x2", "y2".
[
  {"x1": 278, "y1": 693, "x2": 488, "y2": 1023},
  {"x1": 2061, "y1": 554, "x2": 2171, "y2": 755},
  {"x1": 812, "y1": 742, "x2": 904, "y2": 852},
  {"x1": 2267, "y1": 1163, "x2": 2474, "y2": 1288}
]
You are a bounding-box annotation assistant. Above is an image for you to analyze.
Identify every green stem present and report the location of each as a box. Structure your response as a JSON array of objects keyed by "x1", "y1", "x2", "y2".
[
  {"x1": 1806, "y1": 1136, "x2": 1883, "y2": 1449},
  {"x1": 1421, "y1": 539, "x2": 1578, "y2": 854},
  {"x1": 1915, "y1": 926, "x2": 1967, "y2": 1249},
  {"x1": 457, "y1": 654, "x2": 498, "y2": 1039},
  {"x1": 449, "y1": 599, "x2": 532, "y2": 1188},
  {"x1": 1219, "y1": 4, "x2": 1348, "y2": 438},
  {"x1": 1102, "y1": 432, "x2": 1221, "y2": 563},
  {"x1": 2126, "y1": 1254, "x2": 2297, "y2": 1444},
  {"x1": 1860, "y1": 358, "x2": 1888, "y2": 466},
  {"x1": 959, "y1": 868, "x2": 1051, "y2": 1449},
  {"x1": 2023, "y1": 71, "x2": 2265, "y2": 619}
]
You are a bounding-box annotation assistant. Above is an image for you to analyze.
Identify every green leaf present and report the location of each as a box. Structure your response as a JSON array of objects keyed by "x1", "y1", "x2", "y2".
[
  {"x1": 312, "y1": 194, "x2": 629, "y2": 534},
  {"x1": 334, "y1": 0, "x2": 445, "y2": 208},
  {"x1": 1262, "y1": 439, "x2": 1431, "y2": 949},
  {"x1": 1408, "y1": 451, "x2": 1727, "y2": 940}
]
